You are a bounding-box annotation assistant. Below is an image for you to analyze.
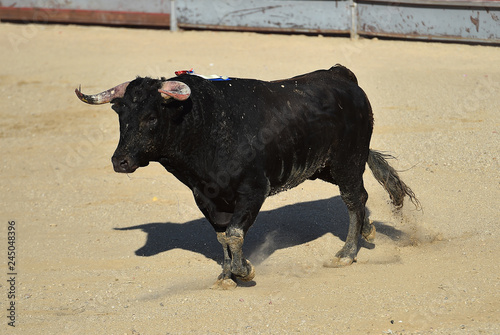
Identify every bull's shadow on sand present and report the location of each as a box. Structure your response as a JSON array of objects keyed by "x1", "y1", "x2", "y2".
[{"x1": 115, "y1": 197, "x2": 406, "y2": 265}]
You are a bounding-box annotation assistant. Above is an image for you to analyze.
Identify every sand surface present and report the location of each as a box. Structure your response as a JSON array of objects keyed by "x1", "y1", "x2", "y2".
[{"x1": 0, "y1": 23, "x2": 499, "y2": 334}]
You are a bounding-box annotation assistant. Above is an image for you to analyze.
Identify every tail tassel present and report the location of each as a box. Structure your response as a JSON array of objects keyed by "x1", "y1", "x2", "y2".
[{"x1": 367, "y1": 150, "x2": 421, "y2": 210}]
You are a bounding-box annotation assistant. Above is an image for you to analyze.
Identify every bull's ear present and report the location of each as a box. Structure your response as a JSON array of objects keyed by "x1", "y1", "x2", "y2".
[{"x1": 158, "y1": 81, "x2": 191, "y2": 101}]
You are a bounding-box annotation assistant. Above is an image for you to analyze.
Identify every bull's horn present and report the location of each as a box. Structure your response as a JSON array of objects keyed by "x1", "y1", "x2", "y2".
[
  {"x1": 75, "y1": 81, "x2": 130, "y2": 105},
  {"x1": 158, "y1": 81, "x2": 191, "y2": 101}
]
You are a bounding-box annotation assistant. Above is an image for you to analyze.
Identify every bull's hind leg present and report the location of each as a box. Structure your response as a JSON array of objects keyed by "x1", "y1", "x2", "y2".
[
  {"x1": 313, "y1": 168, "x2": 374, "y2": 258},
  {"x1": 325, "y1": 177, "x2": 369, "y2": 268},
  {"x1": 362, "y1": 215, "x2": 376, "y2": 242}
]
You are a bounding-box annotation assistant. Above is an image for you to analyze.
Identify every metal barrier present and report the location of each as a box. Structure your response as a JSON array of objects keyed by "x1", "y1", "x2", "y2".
[{"x1": 1, "y1": 0, "x2": 499, "y2": 44}]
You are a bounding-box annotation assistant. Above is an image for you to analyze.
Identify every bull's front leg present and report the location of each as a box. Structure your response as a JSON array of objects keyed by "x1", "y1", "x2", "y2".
[
  {"x1": 211, "y1": 186, "x2": 265, "y2": 290},
  {"x1": 211, "y1": 231, "x2": 239, "y2": 290},
  {"x1": 212, "y1": 229, "x2": 256, "y2": 290}
]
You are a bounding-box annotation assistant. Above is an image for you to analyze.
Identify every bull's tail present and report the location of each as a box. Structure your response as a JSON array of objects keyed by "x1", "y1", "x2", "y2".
[{"x1": 367, "y1": 150, "x2": 420, "y2": 209}]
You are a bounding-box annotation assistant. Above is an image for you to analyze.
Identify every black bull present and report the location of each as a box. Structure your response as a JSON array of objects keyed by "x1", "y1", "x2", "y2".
[{"x1": 75, "y1": 65, "x2": 418, "y2": 289}]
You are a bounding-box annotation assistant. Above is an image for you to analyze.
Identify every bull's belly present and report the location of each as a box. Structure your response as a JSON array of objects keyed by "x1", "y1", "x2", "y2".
[{"x1": 266, "y1": 151, "x2": 329, "y2": 196}]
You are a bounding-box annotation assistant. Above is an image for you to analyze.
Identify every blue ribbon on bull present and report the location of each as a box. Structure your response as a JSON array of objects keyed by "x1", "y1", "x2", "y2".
[{"x1": 175, "y1": 69, "x2": 231, "y2": 81}]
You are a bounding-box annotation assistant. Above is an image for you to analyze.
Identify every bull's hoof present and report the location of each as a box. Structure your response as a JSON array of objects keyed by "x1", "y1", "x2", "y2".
[
  {"x1": 211, "y1": 277, "x2": 237, "y2": 290},
  {"x1": 238, "y1": 260, "x2": 255, "y2": 282},
  {"x1": 362, "y1": 223, "x2": 376, "y2": 242},
  {"x1": 323, "y1": 256, "x2": 356, "y2": 268}
]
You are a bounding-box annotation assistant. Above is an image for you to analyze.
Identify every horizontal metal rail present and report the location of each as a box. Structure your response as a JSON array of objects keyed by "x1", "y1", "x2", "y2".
[{"x1": 1, "y1": 0, "x2": 499, "y2": 44}]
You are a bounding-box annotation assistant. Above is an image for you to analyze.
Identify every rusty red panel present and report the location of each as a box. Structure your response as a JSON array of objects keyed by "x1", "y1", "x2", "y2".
[{"x1": 0, "y1": 7, "x2": 171, "y2": 27}]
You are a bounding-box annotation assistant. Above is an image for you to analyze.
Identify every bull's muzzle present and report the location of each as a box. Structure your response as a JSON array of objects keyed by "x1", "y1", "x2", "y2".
[{"x1": 112, "y1": 155, "x2": 139, "y2": 173}]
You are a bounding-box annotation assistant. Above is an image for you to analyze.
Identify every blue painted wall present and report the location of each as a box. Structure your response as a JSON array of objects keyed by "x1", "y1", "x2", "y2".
[{"x1": 1, "y1": 0, "x2": 499, "y2": 43}]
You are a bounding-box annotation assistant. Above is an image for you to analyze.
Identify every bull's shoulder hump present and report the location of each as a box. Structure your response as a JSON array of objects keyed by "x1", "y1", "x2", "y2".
[{"x1": 328, "y1": 64, "x2": 358, "y2": 84}]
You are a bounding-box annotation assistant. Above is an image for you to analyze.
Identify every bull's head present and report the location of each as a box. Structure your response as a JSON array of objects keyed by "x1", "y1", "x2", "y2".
[{"x1": 75, "y1": 78, "x2": 191, "y2": 173}]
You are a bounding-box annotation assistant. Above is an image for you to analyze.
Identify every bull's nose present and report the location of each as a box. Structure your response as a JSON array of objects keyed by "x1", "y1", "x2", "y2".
[{"x1": 112, "y1": 155, "x2": 137, "y2": 173}]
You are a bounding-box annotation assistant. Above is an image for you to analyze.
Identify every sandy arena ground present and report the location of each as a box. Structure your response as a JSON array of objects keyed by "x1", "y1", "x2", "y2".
[{"x1": 0, "y1": 23, "x2": 499, "y2": 334}]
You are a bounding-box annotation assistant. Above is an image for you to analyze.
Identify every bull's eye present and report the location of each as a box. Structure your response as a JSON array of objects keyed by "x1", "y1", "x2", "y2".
[{"x1": 148, "y1": 115, "x2": 158, "y2": 126}]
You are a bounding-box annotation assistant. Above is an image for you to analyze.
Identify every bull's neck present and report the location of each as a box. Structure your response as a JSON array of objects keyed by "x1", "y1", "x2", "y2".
[{"x1": 158, "y1": 103, "x2": 218, "y2": 188}]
